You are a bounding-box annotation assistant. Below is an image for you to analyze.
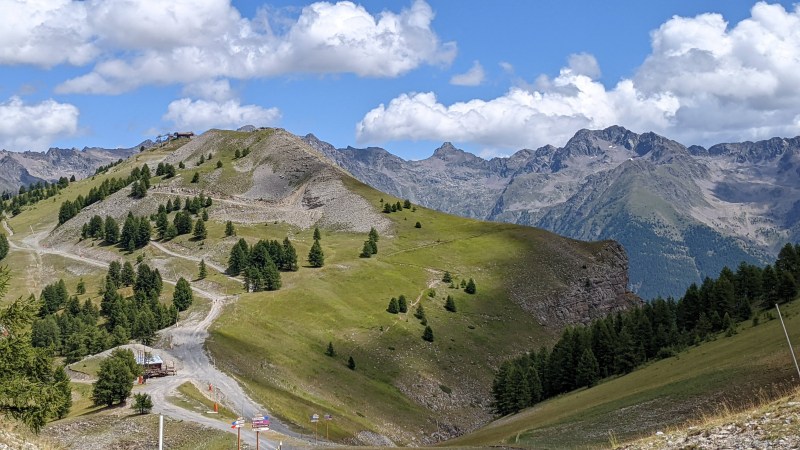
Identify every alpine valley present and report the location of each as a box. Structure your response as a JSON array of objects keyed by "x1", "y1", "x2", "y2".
[{"x1": 304, "y1": 126, "x2": 800, "y2": 300}]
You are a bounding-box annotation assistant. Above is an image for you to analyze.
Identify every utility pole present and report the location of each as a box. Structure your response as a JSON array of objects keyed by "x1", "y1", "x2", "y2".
[
  {"x1": 776, "y1": 304, "x2": 800, "y2": 382},
  {"x1": 158, "y1": 414, "x2": 164, "y2": 450}
]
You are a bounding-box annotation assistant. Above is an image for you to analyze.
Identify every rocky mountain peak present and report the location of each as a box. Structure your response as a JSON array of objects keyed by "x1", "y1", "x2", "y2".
[
  {"x1": 706, "y1": 136, "x2": 800, "y2": 163},
  {"x1": 431, "y1": 142, "x2": 475, "y2": 161}
]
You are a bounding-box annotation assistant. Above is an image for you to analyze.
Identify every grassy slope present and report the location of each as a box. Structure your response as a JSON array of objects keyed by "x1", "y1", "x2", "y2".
[
  {"x1": 206, "y1": 175, "x2": 615, "y2": 444},
  {"x1": 447, "y1": 299, "x2": 800, "y2": 448}
]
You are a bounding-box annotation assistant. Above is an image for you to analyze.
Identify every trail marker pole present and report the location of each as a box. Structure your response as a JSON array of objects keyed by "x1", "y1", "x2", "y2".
[
  {"x1": 158, "y1": 414, "x2": 163, "y2": 450},
  {"x1": 776, "y1": 304, "x2": 800, "y2": 382},
  {"x1": 255, "y1": 430, "x2": 259, "y2": 450}
]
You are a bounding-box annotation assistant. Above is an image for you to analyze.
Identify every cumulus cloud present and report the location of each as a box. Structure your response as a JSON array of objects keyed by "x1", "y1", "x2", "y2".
[
  {"x1": 450, "y1": 60, "x2": 485, "y2": 86},
  {"x1": 358, "y1": 2, "x2": 800, "y2": 149},
  {"x1": 5, "y1": 0, "x2": 456, "y2": 94},
  {"x1": 0, "y1": 96, "x2": 79, "y2": 151},
  {"x1": 163, "y1": 98, "x2": 280, "y2": 132}
]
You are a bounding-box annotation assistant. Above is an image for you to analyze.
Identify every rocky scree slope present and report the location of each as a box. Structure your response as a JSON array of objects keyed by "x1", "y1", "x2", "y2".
[{"x1": 305, "y1": 127, "x2": 800, "y2": 299}]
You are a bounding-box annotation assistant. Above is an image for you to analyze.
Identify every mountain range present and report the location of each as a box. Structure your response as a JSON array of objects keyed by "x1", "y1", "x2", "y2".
[
  {"x1": 0, "y1": 144, "x2": 144, "y2": 194},
  {"x1": 304, "y1": 126, "x2": 800, "y2": 299}
]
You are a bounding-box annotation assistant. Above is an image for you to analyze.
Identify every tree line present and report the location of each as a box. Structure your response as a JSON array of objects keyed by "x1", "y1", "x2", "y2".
[
  {"x1": 227, "y1": 237, "x2": 299, "y2": 291},
  {"x1": 1, "y1": 176, "x2": 72, "y2": 216},
  {"x1": 491, "y1": 242, "x2": 800, "y2": 416}
]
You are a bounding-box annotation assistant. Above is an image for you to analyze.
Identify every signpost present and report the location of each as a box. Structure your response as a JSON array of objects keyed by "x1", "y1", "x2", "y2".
[
  {"x1": 231, "y1": 417, "x2": 245, "y2": 450},
  {"x1": 324, "y1": 413, "x2": 333, "y2": 440},
  {"x1": 252, "y1": 415, "x2": 270, "y2": 450},
  {"x1": 311, "y1": 413, "x2": 320, "y2": 443}
]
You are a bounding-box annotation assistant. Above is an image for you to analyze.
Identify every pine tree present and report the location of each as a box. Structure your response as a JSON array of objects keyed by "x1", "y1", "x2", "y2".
[
  {"x1": 445, "y1": 295, "x2": 457, "y2": 312},
  {"x1": 398, "y1": 295, "x2": 408, "y2": 313},
  {"x1": 308, "y1": 239, "x2": 324, "y2": 268},
  {"x1": 193, "y1": 218, "x2": 207, "y2": 240},
  {"x1": 76, "y1": 278, "x2": 86, "y2": 295},
  {"x1": 403, "y1": 199, "x2": 411, "y2": 209},
  {"x1": 414, "y1": 221, "x2": 421, "y2": 228},
  {"x1": 442, "y1": 271, "x2": 452, "y2": 283},
  {"x1": 387, "y1": 297, "x2": 399, "y2": 314},
  {"x1": 201, "y1": 209, "x2": 209, "y2": 221},
  {"x1": 225, "y1": 221, "x2": 236, "y2": 237},
  {"x1": 465, "y1": 278, "x2": 476, "y2": 294},
  {"x1": 132, "y1": 393, "x2": 153, "y2": 414},
  {"x1": 422, "y1": 326, "x2": 434, "y2": 342},
  {"x1": 227, "y1": 243, "x2": 248, "y2": 276},
  {"x1": 313, "y1": 227, "x2": 321, "y2": 240},
  {"x1": 172, "y1": 277, "x2": 193, "y2": 311},
  {"x1": 191, "y1": 172, "x2": 199, "y2": 183},
  {"x1": 383, "y1": 203, "x2": 392, "y2": 213},
  {"x1": 121, "y1": 261, "x2": 136, "y2": 286},
  {"x1": 414, "y1": 302, "x2": 426, "y2": 322},
  {"x1": 360, "y1": 241, "x2": 372, "y2": 258},
  {"x1": 91, "y1": 349, "x2": 140, "y2": 407},
  {"x1": 235, "y1": 148, "x2": 241, "y2": 158},
  {"x1": 198, "y1": 259, "x2": 207, "y2": 279},
  {"x1": 325, "y1": 341, "x2": 336, "y2": 357},
  {"x1": 174, "y1": 211, "x2": 192, "y2": 235},
  {"x1": 368, "y1": 227, "x2": 379, "y2": 242},
  {"x1": 348, "y1": 356, "x2": 356, "y2": 370},
  {"x1": 281, "y1": 237, "x2": 298, "y2": 271},
  {"x1": 575, "y1": 349, "x2": 600, "y2": 388},
  {"x1": 216, "y1": 160, "x2": 223, "y2": 169}
]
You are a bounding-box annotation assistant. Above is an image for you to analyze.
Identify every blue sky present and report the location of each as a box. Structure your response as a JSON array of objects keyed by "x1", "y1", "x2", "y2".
[{"x1": 1, "y1": 1, "x2": 799, "y2": 160}]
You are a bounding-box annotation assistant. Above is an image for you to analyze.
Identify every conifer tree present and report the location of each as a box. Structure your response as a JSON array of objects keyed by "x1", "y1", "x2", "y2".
[
  {"x1": 172, "y1": 277, "x2": 193, "y2": 311},
  {"x1": 281, "y1": 237, "x2": 298, "y2": 271},
  {"x1": 414, "y1": 221, "x2": 421, "y2": 228},
  {"x1": 575, "y1": 348, "x2": 600, "y2": 388},
  {"x1": 121, "y1": 261, "x2": 136, "y2": 286},
  {"x1": 348, "y1": 356, "x2": 356, "y2": 370},
  {"x1": 368, "y1": 227, "x2": 379, "y2": 242},
  {"x1": 201, "y1": 209, "x2": 209, "y2": 221},
  {"x1": 193, "y1": 218, "x2": 207, "y2": 240},
  {"x1": 227, "y1": 242, "x2": 248, "y2": 275},
  {"x1": 442, "y1": 271, "x2": 452, "y2": 283},
  {"x1": 198, "y1": 259, "x2": 207, "y2": 279},
  {"x1": 403, "y1": 199, "x2": 411, "y2": 209},
  {"x1": 445, "y1": 295, "x2": 457, "y2": 312},
  {"x1": 216, "y1": 160, "x2": 223, "y2": 169},
  {"x1": 422, "y1": 325, "x2": 434, "y2": 342},
  {"x1": 191, "y1": 172, "x2": 199, "y2": 183},
  {"x1": 465, "y1": 278, "x2": 476, "y2": 294},
  {"x1": 225, "y1": 220, "x2": 236, "y2": 237},
  {"x1": 398, "y1": 295, "x2": 407, "y2": 313},
  {"x1": 308, "y1": 239, "x2": 324, "y2": 268},
  {"x1": 325, "y1": 341, "x2": 336, "y2": 357},
  {"x1": 360, "y1": 241, "x2": 372, "y2": 258},
  {"x1": 383, "y1": 203, "x2": 392, "y2": 213},
  {"x1": 313, "y1": 227, "x2": 321, "y2": 240},
  {"x1": 0, "y1": 233, "x2": 10, "y2": 261},
  {"x1": 387, "y1": 297, "x2": 399, "y2": 314},
  {"x1": 414, "y1": 302, "x2": 426, "y2": 322}
]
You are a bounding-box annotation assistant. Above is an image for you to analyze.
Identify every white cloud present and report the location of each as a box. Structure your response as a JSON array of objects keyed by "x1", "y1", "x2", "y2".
[
  {"x1": 23, "y1": 0, "x2": 455, "y2": 94},
  {"x1": 163, "y1": 98, "x2": 280, "y2": 132},
  {"x1": 358, "y1": 2, "x2": 800, "y2": 149},
  {"x1": 182, "y1": 79, "x2": 236, "y2": 103},
  {"x1": 450, "y1": 60, "x2": 485, "y2": 86},
  {"x1": 0, "y1": 96, "x2": 79, "y2": 151}
]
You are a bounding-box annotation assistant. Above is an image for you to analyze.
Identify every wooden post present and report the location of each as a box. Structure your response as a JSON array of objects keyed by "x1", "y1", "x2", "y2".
[
  {"x1": 237, "y1": 426, "x2": 241, "y2": 450},
  {"x1": 256, "y1": 430, "x2": 259, "y2": 450}
]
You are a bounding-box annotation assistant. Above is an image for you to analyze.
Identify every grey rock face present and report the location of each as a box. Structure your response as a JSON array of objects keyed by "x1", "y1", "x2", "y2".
[{"x1": 305, "y1": 127, "x2": 800, "y2": 299}]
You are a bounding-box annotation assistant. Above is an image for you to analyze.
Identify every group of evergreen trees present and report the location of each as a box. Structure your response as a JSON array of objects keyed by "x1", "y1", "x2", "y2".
[
  {"x1": 58, "y1": 164, "x2": 152, "y2": 225},
  {"x1": 382, "y1": 199, "x2": 411, "y2": 213},
  {"x1": 31, "y1": 260, "x2": 179, "y2": 365},
  {"x1": 82, "y1": 211, "x2": 152, "y2": 252},
  {"x1": 155, "y1": 162, "x2": 177, "y2": 178},
  {"x1": 386, "y1": 294, "x2": 408, "y2": 314},
  {"x1": 91, "y1": 348, "x2": 140, "y2": 407},
  {"x1": 360, "y1": 227, "x2": 379, "y2": 258},
  {"x1": 491, "y1": 243, "x2": 800, "y2": 417},
  {"x1": 233, "y1": 147, "x2": 251, "y2": 159},
  {"x1": 227, "y1": 237, "x2": 298, "y2": 291},
  {"x1": 152, "y1": 195, "x2": 211, "y2": 241},
  {"x1": 1, "y1": 176, "x2": 71, "y2": 216}
]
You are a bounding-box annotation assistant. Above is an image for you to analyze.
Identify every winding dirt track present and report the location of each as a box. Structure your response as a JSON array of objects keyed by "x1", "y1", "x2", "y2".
[{"x1": 4, "y1": 220, "x2": 312, "y2": 449}]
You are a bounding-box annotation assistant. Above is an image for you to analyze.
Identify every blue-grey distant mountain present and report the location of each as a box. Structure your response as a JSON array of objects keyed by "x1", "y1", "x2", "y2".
[
  {"x1": 0, "y1": 143, "x2": 146, "y2": 194},
  {"x1": 304, "y1": 127, "x2": 800, "y2": 299}
]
